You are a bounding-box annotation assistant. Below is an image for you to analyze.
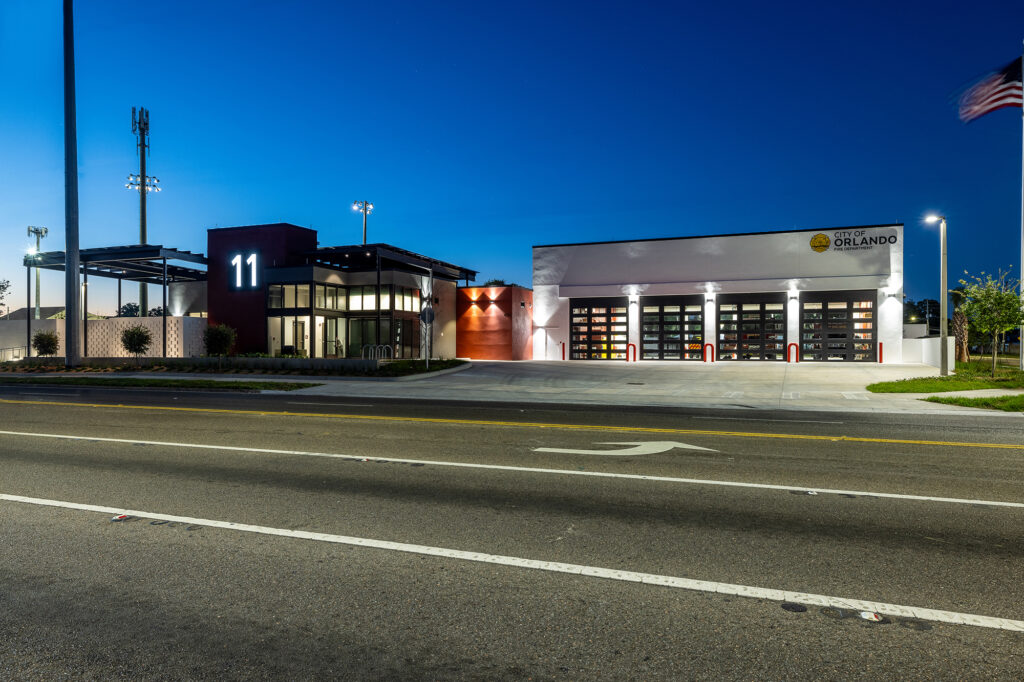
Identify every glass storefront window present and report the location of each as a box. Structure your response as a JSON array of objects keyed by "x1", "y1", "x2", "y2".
[
  {"x1": 316, "y1": 286, "x2": 326, "y2": 309},
  {"x1": 268, "y1": 285, "x2": 283, "y2": 308},
  {"x1": 267, "y1": 316, "x2": 310, "y2": 357},
  {"x1": 284, "y1": 285, "x2": 296, "y2": 308},
  {"x1": 296, "y1": 285, "x2": 310, "y2": 308}
]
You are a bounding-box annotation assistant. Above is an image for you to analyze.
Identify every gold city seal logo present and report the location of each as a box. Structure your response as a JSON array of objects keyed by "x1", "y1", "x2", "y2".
[{"x1": 809, "y1": 233, "x2": 830, "y2": 253}]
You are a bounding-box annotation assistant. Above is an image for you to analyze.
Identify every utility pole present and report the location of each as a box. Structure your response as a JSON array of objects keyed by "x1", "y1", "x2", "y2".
[
  {"x1": 63, "y1": 0, "x2": 80, "y2": 368},
  {"x1": 127, "y1": 106, "x2": 160, "y2": 316},
  {"x1": 27, "y1": 226, "x2": 48, "y2": 319}
]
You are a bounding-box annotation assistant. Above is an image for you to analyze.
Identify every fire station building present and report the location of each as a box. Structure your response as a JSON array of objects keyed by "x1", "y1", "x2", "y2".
[{"x1": 531, "y1": 224, "x2": 904, "y2": 363}]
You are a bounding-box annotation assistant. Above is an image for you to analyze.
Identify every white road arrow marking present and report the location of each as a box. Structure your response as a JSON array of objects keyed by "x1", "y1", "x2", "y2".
[{"x1": 533, "y1": 441, "x2": 717, "y2": 456}]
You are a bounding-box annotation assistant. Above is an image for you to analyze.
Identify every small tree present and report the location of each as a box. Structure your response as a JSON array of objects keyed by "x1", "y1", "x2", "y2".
[
  {"x1": 117, "y1": 302, "x2": 140, "y2": 317},
  {"x1": 31, "y1": 330, "x2": 59, "y2": 356},
  {"x1": 0, "y1": 279, "x2": 10, "y2": 311},
  {"x1": 958, "y1": 270, "x2": 1024, "y2": 376},
  {"x1": 121, "y1": 325, "x2": 152, "y2": 362},
  {"x1": 203, "y1": 323, "x2": 236, "y2": 370}
]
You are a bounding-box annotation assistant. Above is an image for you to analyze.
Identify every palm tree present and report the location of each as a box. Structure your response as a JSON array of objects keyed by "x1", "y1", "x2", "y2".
[{"x1": 950, "y1": 286, "x2": 970, "y2": 363}]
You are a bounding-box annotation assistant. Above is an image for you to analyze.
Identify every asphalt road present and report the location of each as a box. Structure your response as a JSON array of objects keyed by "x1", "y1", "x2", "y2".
[{"x1": 1, "y1": 386, "x2": 1023, "y2": 679}]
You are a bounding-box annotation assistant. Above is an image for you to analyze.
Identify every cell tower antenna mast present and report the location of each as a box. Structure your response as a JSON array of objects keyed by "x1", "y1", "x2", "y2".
[{"x1": 126, "y1": 106, "x2": 160, "y2": 316}]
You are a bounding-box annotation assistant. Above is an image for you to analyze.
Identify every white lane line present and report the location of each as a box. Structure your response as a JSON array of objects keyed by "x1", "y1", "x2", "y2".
[
  {"x1": 724, "y1": 391, "x2": 744, "y2": 398},
  {"x1": 842, "y1": 392, "x2": 869, "y2": 401},
  {"x1": 689, "y1": 416, "x2": 842, "y2": 425},
  {"x1": 1, "y1": 429, "x2": 1023, "y2": 510},
  {"x1": 2, "y1": 492, "x2": 1021, "y2": 632},
  {"x1": 287, "y1": 402, "x2": 375, "y2": 407}
]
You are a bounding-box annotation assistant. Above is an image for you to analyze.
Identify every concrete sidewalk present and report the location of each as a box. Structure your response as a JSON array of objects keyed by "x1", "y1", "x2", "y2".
[{"x1": 286, "y1": 360, "x2": 1024, "y2": 416}]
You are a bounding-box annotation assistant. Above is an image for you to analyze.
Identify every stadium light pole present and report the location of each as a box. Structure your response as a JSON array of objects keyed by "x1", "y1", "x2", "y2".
[
  {"x1": 352, "y1": 200, "x2": 373, "y2": 245},
  {"x1": 925, "y1": 214, "x2": 949, "y2": 376},
  {"x1": 27, "y1": 226, "x2": 48, "y2": 319},
  {"x1": 127, "y1": 106, "x2": 160, "y2": 316}
]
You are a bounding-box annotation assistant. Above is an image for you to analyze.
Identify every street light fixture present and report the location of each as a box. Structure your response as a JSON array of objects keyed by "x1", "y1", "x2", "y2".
[
  {"x1": 924, "y1": 214, "x2": 949, "y2": 376},
  {"x1": 352, "y1": 200, "x2": 373, "y2": 245}
]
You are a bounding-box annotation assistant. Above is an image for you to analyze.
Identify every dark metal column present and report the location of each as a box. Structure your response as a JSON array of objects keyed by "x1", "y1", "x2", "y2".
[
  {"x1": 117, "y1": 277, "x2": 122, "y2": 316},
  {"x1": 375, "y1": 252, "x2": 381, "y2": 346},
  {"x1": 82, "y1": 268, "x2": 88, "y2": 357},
  {"x1": 162, "y1": 257, "x2": 167, "y2": 358},
  {"x1": 26, "y1": 264, "x2": 31, "y2": 357},
  {"x1": 309, "y1": 282, "x2": 316, "y2": 359},
  {"x1": 63, "y1": 0, "x2": 80, "y2": 367}
]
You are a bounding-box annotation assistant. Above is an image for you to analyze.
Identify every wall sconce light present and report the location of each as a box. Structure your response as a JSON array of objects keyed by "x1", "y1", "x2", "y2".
[
  {"x1": 704, "y1": 296, "x2": 714, "y2": 303},
  {"x1": 520, "y1": 301, "x2": 526, "y2": 308}
]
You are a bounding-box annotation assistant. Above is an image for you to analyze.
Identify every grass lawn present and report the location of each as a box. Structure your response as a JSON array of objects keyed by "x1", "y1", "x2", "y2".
[
  {"x1": 925, "y1": 395, "x2": 1024, "y2": 412},
  {"x1": 0, "y1": 377, "x2": 322, "y2": 391},
  {"x1": 867, "y1": 361, "x2": 1024, "y2": 393}
]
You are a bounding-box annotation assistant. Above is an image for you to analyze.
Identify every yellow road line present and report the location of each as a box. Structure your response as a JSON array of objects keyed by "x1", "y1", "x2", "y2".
[{"x1": 0, "y1": 397, "x2": 1021, "y2": 450}]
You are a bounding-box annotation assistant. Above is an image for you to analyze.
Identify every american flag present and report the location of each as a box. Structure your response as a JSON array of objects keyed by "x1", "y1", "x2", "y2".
[{"x1": 958, "y1": 57, "x2": 1023, "y2": 122}]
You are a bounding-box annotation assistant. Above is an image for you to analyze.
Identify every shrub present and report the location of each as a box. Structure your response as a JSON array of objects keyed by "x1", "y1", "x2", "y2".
[
  {"x1": 121, "y1": 325, "x2": 152, "y2": 360},
  {"x1": 204, "y1": 324, "x2": 236, "y2": 357},
  {"x1": 31, "y1": 330, "x2": 59, "y2": 356}
]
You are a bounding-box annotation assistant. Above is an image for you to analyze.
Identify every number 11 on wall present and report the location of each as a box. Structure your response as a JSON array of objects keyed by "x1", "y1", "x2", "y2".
[{"x1": 230, "y1": 252, "x2": 258, "y2": 289}]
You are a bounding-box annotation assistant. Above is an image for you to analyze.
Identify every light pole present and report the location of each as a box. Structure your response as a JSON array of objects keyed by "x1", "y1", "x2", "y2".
[
  {"x1": 352, "y1": 200, "x2": 373, "y2": 245},
  {"x1": 27, "y1": 226, "x2": 48, "y2": 320},
  {"x1": 925, "y1": 215, "x2": 949, "y2": 376},
  {"x1": 127, "y1": 106, "x2": 160, "y2": 316}
]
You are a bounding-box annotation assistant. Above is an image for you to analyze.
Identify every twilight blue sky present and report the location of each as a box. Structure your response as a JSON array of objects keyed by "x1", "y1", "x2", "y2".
[{"x1": 1, "y1": 0, "x2": 1023, "y2": 314}]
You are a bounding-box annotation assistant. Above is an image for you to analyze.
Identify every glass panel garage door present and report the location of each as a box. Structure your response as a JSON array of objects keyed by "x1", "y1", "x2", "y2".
[
  {"x1": 801, "y1": 291, "x2": 875, "y2": 361},
  {"x1": 570, "y1": 298, "x2": 628, "y2": 360},
  {"x1": 718, "y1": 297, "x2": 786, "y2": 361},
  {"x1": 640, "y1": 298, "x2": 704, "y2": 360}
]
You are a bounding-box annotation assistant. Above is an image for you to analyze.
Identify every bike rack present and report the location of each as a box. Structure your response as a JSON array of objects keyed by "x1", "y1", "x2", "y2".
[
  {"x1": 361, "y1": 344, "x2": 393, "y2": 360},
  {"x1": 787, "y1": 343, "x2": 799, "y2": 363},
  {"x1": 626, "y1": 343, "x2": 637, "y2": 362},
  {"x1": 878, "y1": 342, "x2": 883, "y2": 364}
]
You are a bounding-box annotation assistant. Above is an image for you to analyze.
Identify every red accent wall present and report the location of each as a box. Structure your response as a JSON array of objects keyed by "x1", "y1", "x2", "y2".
[
  {"x1": 207, "y1": 224, "x2": 318, "y2": 354},
  {"x1": 456, "y1": 286, "x2": 533, "y2": 360}
]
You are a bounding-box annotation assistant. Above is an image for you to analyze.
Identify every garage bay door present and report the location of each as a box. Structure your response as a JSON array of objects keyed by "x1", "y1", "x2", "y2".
[
  {"x1": 717, "y1": 294, "x2": 786, "y2": 361},
  {"x1": 640, "y1": 296, "x2": 704, "y2": 360},
  {"x1": 801, "y1": 290, "x2": 876, "y2": 361},
  {"x1": 570, "y1": 298, "x2": 628, "y2": 360}
]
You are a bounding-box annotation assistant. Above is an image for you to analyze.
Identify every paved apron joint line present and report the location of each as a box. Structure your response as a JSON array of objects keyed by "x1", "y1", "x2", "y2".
[
  {"x1": 1, "y1": 429, "x2": 1023, "y2": 509},
  {"x1": 0, "y1": 398, "x2": 1021, "y2": 450},
  {"x1": 2, "y1": 492, "x2": 1022, "y2": 633}
]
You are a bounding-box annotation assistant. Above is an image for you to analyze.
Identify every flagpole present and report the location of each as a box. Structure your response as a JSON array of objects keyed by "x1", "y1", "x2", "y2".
[{"x1": 1020, "y1": 47, "x2": 1024, "y2": 371}]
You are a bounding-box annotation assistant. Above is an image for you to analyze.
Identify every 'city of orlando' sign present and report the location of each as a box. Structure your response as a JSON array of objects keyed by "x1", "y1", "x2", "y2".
[{"x1": 810, "y1": 229, "x2": 897, "y2": 253}]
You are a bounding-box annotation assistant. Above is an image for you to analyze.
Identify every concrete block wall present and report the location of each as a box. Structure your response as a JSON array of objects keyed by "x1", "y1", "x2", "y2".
[{"x1": 55, "y1": 317, "x2": 208, "y2": 358}]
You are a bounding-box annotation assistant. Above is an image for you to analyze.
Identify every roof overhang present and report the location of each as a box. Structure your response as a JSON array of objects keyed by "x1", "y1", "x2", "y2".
[
  {"x1": 306, "y1": 243, "x2": 476, "y2": 282},
  {"x1": 25, "y1": 244, "x2": 208, "y2": 285}
]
